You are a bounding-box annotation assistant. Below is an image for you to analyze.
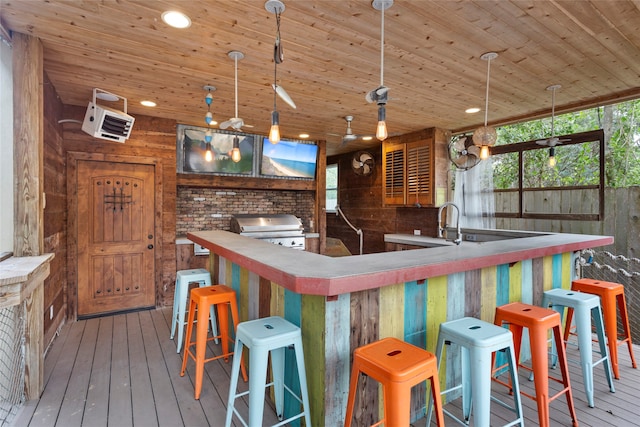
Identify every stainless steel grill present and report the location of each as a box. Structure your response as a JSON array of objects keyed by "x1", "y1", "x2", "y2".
[{"x1": 230, "y1": 214, "x2": 305, "y2": 250}]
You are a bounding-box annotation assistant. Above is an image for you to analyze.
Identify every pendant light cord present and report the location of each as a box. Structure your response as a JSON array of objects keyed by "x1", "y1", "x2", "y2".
[
  {"x1": 273, "y1": 8, "x2": 281, "y2": 110},
  {"x1": 551, "y1": 87, "x2": 556, "y2": 137},
  {"x1": 483, "y1": 57, "x2": 491, "y2": 127},
  {"x1": 380, "y1": 4, "x2": 385, "y2": 87},
  {"x1": 234, "y1": 56, "x2": 239, "y2": 118}
]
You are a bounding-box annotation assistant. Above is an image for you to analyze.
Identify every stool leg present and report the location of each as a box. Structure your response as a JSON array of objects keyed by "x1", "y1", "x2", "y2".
[
  {"x1": 225, "y1": 339, "x2": 245, "y2": 427},
  {"x1": 170, "y1": 278, "x2": 179, "y2": 340},
  {"x1": 428, "y1": 372, "x2": 446, "y2": 427},
  {"x1": 506, "y1": 345, "x2": 524, "y2": 426},
  {"x1": 593, "y1": 305, "x2": 615, "y2": 393},
  {"x1": 228, "y1": 296, "x2": 248, "y2": 381},
  {"x1": 426, "y1": 332, "x2": 446, "y2": 425},
  {"x1": 193, "y1": 298, "x2": 210, "y2": 400},
  {"x1": 293, "y1": 337, "x2": 312, "y2": 427},
  {"x1": 217, "y1": 302, "x2": 230, "y2": 361},
  {"x1": 344, "y1": 359, "x2": 361, "y2": 427},
  {"x1": 603, "y1": 294, "x2": 621, "y2": 379},
  {"x1": 271, "y1": 346, "x2": 286, "y2": 420},
  {"x1": 552, "y1": 324, "x2": 578, "y2": 427},
  {"x1": 385, "y1": 378, "x2": 411, "y2": 426},
  {"x1": 529, "y1": 323, "x2": 552, "y2": 427},
  {"x1": 461, "y1": 346, "x2": 472, "y2": 422},
  {"x1": 174, "y1": 279, "x2": 190, "y2": 353},
  {"x1": 180, "y1": 298, "x2": 197, "y2": 376},
  {"x1": 469, "y1": 346, "x2": 490, "y2": 427},
  {"x1": 574, "y1": 304, "x2": 595, "y2": 407},
  {"x1": 618, "y1": 293, "x2": 638, "y2": 369},
  {"x1": 248, "y1": 346, "x2": 270, "y2": 427}
]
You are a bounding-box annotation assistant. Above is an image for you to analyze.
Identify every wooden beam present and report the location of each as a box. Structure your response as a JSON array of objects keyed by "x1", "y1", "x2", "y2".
[{"x1": 13, "y1": 32, "x2": 44, "y2": 256}]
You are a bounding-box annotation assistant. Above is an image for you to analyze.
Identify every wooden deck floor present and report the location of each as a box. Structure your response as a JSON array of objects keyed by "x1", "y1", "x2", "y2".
[{"x1": 12, "y1": 307, "x2": 640, "y2": 426}]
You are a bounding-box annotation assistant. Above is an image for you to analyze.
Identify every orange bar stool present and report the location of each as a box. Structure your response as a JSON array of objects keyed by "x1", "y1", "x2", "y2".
[
  {"x1": 494, "y1": 302, "x2": 578, "y2": 427},
  {"x1": 180, "y1": 285, "x2": 247, "y2": 400},
  {"x1": 344, "y1": 337, "x2": 445, "y2": 427},
  {"x1": 570, "y1": 278, "x2": 637, "y2": 379}
]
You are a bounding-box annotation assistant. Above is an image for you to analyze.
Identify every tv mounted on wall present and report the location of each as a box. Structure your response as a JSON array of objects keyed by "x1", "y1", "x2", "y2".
[
  {"x1": 176, "y1": 124, "x2": 256, "y2": 175},
  {"x1": 260, "y1": 137, "x2": 318, "y2": 179}
]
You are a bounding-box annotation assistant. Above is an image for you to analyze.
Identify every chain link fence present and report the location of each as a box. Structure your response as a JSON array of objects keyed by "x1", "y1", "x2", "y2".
[
  {"x1": 0, "y1": 303, "x2": 25, "y2": 427},
  {"x1": 579, "y1": 249, "x2": 640, "y2": 344}
]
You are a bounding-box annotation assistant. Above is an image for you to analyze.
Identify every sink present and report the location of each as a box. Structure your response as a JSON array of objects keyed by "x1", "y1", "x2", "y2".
[{"x1": 384, "y1": 229, "x2": 550, "y2": 249}]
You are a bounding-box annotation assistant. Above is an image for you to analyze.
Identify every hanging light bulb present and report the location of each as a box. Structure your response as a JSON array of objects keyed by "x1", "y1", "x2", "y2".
[
  {"x1": 473, "y1": 52, "x2": 498, "y2": 159},
  {"x1": 205, "y1": 143, "x2": 213, "y2": 162},
  {"x1": 548, "y1": 146, "x2": 557, "y2": 167},
  {"x1": 376, "y1": 105, "x2": 388, "y2": 141},
  {"x1": 269, "y1": 110, "x2": 280, "y2": 144},
  {"x1": 231, "y1": 136, "x2": 241, "y2": 162}
]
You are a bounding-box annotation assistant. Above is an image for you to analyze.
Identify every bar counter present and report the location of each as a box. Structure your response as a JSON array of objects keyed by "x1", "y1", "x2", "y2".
[{"x1": 187, "y1": 230, "x2": 612, "y2": 426}]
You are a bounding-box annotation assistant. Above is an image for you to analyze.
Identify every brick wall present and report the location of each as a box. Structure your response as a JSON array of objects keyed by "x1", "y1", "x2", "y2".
[{"x1": 176, "y1": 186, "x2": 315, "y2": 235}]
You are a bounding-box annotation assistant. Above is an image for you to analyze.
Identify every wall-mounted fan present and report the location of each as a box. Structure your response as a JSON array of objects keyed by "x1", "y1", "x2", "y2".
[
  {"x1": 449, "y1": 135, "x2": 481, "y2": 170},
  {"x1": 536, "y1": 84, "x2": 570, "y2": 147},
  {"x1": 352, "y1": 151, "x2": 375, "y2": 176}
]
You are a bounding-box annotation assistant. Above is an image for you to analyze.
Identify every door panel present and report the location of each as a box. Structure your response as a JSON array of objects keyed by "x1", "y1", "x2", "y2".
[{"x1": 77, "y1": 160, "x2": 156, "y2": 317}]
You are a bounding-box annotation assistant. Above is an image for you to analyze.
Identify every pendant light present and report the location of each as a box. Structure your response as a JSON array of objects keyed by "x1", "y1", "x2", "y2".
[
  {"x1": 369, "y1": 0, "x2": 393, "y2": 141},
  {"x1": 266, "y1": 0, "x2": 286, "y2": 144},
  {"x1": 231, "y1": 136, "x2": 241, "y2": 163},
  {"x1": 203, "y1": 84, "x2": 216, "y2": 162},
  {"x1": 473, "y1": 52, "x2": 498, "y2": 159}
]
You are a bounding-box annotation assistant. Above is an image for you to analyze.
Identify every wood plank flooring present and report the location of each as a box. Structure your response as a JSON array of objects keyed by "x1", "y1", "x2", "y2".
[{"x1": 12, "y1": 307, "x2": 640, "y2": 426}]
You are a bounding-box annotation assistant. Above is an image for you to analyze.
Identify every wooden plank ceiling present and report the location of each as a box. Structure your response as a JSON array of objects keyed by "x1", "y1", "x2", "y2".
[{"x1": 1, "y1": 0, "x2": 639, "y2": 156}]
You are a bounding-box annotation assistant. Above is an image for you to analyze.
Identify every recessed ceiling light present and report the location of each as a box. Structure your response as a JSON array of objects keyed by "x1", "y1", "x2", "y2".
[
  {"x1": 161, "y1": 11, "x2": 191, "y2": 29},
  {"x1": 466, "y1": 107, "x2": 481, "y2": 114},
  {"x1": 140, "y1": 100, "x2": 156, "y2": 107},
  {"x1": 299, "y1": 133, "x2": 310, "y2": 139},
  {"x1": 362, "y1": 136, "x2": 373, "y2": 141}
]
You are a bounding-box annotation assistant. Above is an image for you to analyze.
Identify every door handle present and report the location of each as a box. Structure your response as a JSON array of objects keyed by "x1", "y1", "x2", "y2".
[{"x1": 148, "y1": 244, "x2": 154, "y2": 249}]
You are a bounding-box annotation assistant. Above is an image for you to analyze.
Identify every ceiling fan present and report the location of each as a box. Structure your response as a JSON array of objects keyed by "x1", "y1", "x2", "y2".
[
  {"x1": 220, "y1": 50, "x2": 252, "y2": 131},
  {"x1": 352, "y1": 151, "x2": 375, "y2": 176},
  {"x1": 449, "y1": 135, "x2": 481, "y2": 170},
  {"x1": 536, "y1": 84, "x2": 569, "y2": 147}
]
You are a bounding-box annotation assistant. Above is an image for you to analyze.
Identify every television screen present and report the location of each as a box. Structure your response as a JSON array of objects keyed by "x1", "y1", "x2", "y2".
[
  {"x1": 177, "y1": 125, "x2": 254, "y2": 175},
  {"x1": 260, "y1": 138, "x2": 318, "y2": 179}
]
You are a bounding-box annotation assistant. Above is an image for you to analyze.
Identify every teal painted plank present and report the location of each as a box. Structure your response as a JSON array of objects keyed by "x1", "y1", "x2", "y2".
[
  {"x1": 552, "y1": 254, "x2": 563, "y2": 289},
  {"x1": 283, "y1": 289, "x2": 303, "y2": 425},
  {"x1": 496, "y1": 264, "x2": 511, "y2": 307},
  {"x1": 447, "y1": 272, "x2": 465, "y2": 321},
  {"x1": 231, "y1": 262, "x2": 241, "y2": 293},
  {"x1": 405, "y1": 281, "x2": 426, "y2": 349}
]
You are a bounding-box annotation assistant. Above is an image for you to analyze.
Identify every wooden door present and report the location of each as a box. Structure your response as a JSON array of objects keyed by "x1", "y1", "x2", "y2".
[{"x1": 77, "y1": 160, "x2": 156, "y2": 317}]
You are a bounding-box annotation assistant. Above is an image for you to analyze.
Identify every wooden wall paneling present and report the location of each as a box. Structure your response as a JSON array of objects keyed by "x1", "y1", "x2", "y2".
[{"x1": 315, "y1": 140, "x2": 327, "y2": 255}]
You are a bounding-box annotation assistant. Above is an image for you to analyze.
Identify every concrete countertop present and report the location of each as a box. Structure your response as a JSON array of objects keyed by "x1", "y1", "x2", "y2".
[{"x1": 187, "y1": 230, "x2": 613, "y2": 297}]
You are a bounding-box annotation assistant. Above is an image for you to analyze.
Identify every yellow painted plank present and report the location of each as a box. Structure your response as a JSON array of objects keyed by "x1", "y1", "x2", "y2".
[
  {"x1": 379, "y1": 282, "x2": 404, "y2": 340},
  {"x1": 509, "y1": 261, "x2": 523, "y2": 303},
  {"x1": 480, "y1": 266, "x2": 497, "y2": 323}
]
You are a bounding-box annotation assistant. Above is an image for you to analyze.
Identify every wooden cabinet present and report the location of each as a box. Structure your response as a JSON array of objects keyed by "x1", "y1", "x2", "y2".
[{"x1": 382, "y1": 132, "x2": 435, "y2": 206}]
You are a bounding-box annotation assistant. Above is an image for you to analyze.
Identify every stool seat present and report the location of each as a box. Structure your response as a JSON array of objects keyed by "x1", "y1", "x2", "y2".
[
  {"x1": 542, "y1": 288, "x2": 615, "y2": 407},
  {"x1": 427, "y1": 317, "x2": 524, "y2": 427},
  {"x1": 180, "y1": 285, "x2": 246, "y2": 400},
  {"x1": 225, "y1": 316, "x2": 311, "y2": 427},
  {"x1": 170, "y1": 268, "x2": 218, "y2": 353},
  {"x1": 571, "y1": 278, "x2": 637, "y2": 379},
  {"x1": 495, "y1": 302, "x2": 578, "y2": 427},
  {"x1": 344, "y1": 337, "x2": 445, "y2": 427}
]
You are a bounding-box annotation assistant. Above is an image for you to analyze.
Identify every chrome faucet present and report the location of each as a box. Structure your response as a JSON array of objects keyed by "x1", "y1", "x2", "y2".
[{"x1": 437, "y1": 202, "x2": 462, "y2": 245}]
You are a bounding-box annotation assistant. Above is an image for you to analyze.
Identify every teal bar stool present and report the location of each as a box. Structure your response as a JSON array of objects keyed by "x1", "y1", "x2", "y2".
[
  {"x1": 427, "y1": 317, "x2": 524, "y2": 427},
  {"x1": 542, "y1": 288, "x2": 615, "y2": 407},
  {"x1": 225, "y1": 316, "x2": 311, "y2": 427},
  {"x1": 170, "y1": 268, "x2": 218, "y2": 353}
]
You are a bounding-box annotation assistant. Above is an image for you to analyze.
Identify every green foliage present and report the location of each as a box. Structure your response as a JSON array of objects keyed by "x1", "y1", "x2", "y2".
[{"x1": 491, "y1": 99, "x2": 640, "y2": 189}]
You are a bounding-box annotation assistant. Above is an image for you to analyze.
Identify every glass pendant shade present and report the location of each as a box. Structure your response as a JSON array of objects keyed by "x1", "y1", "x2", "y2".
[
  {"x1": 205, "y1": 128, "x2": 212, "y2": 143},
  {"x1": 376, "y1": 105, "x2": 388, "y2": 141},
  {"x1": 269, "y1": 110, "x2": 280, "y2": 144},
  {"x1": 231, "y1": 136, "x2": 241, "y2": 162},
  {"x1": 548, "y1": 146, "x2": 557, "y2": 167},
  {"x1": 205, "y1": 143, "x2": 213, "y2": 162},
  {"x1": 473, "y1": 125, "x2": 497, "y2": 159},
  {"x1": 205, "y1": 111, "x2": 213, "y2": 125}
]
